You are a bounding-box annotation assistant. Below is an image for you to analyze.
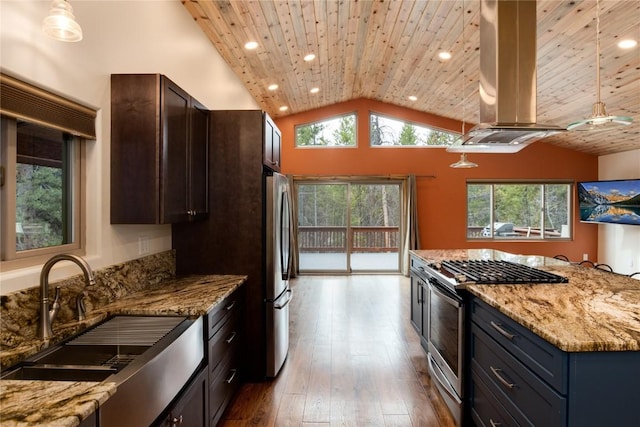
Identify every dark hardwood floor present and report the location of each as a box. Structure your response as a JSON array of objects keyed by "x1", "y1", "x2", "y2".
[{"x1": 219, "y1": 275, "x2": 456, "y2": 427}]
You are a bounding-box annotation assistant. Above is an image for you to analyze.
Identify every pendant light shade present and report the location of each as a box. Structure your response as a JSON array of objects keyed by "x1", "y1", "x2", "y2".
[
  {"x1": 42, "y1": 0, "x2": 83, "y2": 42},
  {"x1": 450, "y1": 153, "x2": 478, "y2": 169},
  {"x1": 567, "y1": 0, "x2": 632, "y2": 131}
]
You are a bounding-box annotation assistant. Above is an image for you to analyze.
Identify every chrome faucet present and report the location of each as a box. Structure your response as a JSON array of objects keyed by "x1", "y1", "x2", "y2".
[{"x1": 39, "y1": 254, "x2": 96, "y2": 340}]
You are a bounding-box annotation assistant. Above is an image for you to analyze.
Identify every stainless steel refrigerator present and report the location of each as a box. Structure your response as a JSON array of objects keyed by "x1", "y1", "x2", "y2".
[
  {"x1": 172, "y1": 110, "x2": 292, "y2": 380},
  {"x1": 265, "y1": 172, "x2": 293, "y2": 377}
]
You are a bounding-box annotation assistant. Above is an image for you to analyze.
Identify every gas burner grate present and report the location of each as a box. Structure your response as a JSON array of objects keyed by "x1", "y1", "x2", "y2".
[{"x1": 441, "y1": 260, "x2": 568, "y2": 284}]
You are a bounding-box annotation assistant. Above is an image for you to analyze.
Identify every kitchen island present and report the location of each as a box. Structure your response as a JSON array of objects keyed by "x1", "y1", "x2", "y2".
[
  {"x1": 411, "y1": 249, "x2": 640, "y2": 427},
  {"x1": 0, "y1": 274, "x2": 246, "y2": 427}
]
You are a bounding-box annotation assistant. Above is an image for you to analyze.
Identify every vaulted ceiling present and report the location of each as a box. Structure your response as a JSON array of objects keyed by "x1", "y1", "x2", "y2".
[{"x1": 183, "y1": 0, "x2": 640, "y2": 156}]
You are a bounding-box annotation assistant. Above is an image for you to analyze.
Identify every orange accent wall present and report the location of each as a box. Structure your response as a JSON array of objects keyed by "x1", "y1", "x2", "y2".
[{"x1": 275, "y1": 98, "x2": 599, "y2": 262}]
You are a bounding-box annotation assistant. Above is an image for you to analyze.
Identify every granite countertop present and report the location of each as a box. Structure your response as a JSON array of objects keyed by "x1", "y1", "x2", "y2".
[
  {"x1": 0, "y1": 274, "x2": 246, "y2": 427},
  {"x1": 411, "y1": 249, "x2": 640, "y2": 352}
]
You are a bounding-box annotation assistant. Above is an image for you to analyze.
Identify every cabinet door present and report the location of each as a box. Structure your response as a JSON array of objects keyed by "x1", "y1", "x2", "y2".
[
  {"x1": 263, "y1": 113, "x2": 281, "y2": 171},
  {"x1": 189, "y1": 100, "x2": 208, "y2": 220},
  {"x1": 161, "y1": 78, "x2": 190, "y2": 223},
  {"x1": 157, "y1": 368, "x2": 208, "y2": 427},
  {"x1": 410, "y1": 273, "x2": 423, "y2": 333}
]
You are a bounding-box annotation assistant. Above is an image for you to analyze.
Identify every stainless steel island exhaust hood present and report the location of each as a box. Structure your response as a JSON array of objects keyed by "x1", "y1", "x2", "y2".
[{"x1": 448, "y1": 0, "x2": 564, "y2": 153}]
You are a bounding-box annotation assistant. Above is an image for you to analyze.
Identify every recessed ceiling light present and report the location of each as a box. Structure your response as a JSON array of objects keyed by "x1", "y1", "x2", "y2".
[
  {"x1": 438, "y1": 51, "x2": 452, "y2": 61},
  {"x1": 279, "y1": 106, "x2": 289, "y2": 112},
  {"x1": 618, "y1": 39, "x2": 637, "y2": 49},
  {"x1": 303, "y1": 53, "x2": 316, "y2": 61},
  {"x1": 268, "y1": 84, "x2": 279, "y2": 91},
  {"x1": 408, "y1": 95, "x2": 417, "y2": 101},
  {"x1": 244, "y1": 41, "x2": 258, "y2": 50},
  {"x1": 310, "y1": 87, "x2": 320, "y2": 94}
]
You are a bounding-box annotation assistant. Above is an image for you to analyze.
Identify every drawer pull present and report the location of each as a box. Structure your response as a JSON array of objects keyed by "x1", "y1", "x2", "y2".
[
  {"x1": 225, "y1": 301, "x2": 236, "y2": 311},
  {"x1": 490, "y1": 366, "x2": 515, "y2": 390},
  {"x1": 490, "y1": 321, "x2": 515, "y2": 340},
  {"x1": 225, "y1": 331, "x2": 237, "y2": 344},
  {"x1": 489, "y1": 419, "x2": 501, "y2": 427},
  {"x1": 225, "y1": 368, "x2": 237, "y2": 384}
]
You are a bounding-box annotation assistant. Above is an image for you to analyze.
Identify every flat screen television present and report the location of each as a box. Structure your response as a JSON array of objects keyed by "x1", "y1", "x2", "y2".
[{"x1": 577, "y1": 179, "x2": 640, "y2": 225}]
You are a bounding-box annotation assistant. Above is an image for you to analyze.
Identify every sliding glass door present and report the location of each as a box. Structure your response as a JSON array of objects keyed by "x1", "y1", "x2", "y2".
[{"x1": 295, "y1": 179, "x2": 402, "y2": 274}]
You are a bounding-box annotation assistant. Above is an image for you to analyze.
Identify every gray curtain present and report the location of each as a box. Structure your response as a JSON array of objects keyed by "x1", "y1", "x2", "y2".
[{"x1": 401, "y1": 175, "x2": 421, "y2": 275}]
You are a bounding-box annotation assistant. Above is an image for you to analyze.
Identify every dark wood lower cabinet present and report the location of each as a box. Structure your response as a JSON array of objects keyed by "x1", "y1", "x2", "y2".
[
  {"x1": 207, "y1": 287, "x2": 244, "y2": 426},
  {"x1": 153, "y1": 367, "x2": 209, "y2": 427}
]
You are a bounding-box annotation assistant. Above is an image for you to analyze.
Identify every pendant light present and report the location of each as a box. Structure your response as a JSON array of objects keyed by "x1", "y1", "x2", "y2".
[
  {"x1": 42, "y1": 0, "x2": 83, "y2": 42},
  {"x1": 450, "y1": 0, "x2": 478, "y2": 169},
  {"x1": 450, "y1": 153, "x2": 478, "y2": 168},
  {"x1": 567, "y1": 0, "x2": 632, "y2": 131}
]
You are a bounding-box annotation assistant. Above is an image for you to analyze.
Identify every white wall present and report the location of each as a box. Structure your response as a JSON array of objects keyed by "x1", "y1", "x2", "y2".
[
  {"x1": 598, "y1": 149, "x2": 640, "y2": 275},
  {"x1": 0, "y1": 1, "x2": 259, "y2": 293}
]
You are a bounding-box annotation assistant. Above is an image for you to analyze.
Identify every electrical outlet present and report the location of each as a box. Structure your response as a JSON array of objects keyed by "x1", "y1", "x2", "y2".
[
  {"x1": 583, "y1": 253, "x2": 589, "y2": 261},
  {"x1": 138, "y1": 236, "x2": 150, "y2": 255}
]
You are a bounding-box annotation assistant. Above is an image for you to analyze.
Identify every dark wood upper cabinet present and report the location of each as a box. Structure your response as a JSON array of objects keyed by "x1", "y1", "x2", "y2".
[
  {"x1": 263, "y1": 112, "x2": 281, "y2": 172},
  {"x1": 110, "y1": 74, "x2": 208, "y2": 224}
]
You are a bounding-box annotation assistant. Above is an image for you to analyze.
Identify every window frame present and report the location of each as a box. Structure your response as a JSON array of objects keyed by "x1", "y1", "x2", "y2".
[
  {"x1": 466, "y1": 179, "x2": 574, "y2": 241},
  {"x1": 1, "y1": 116, "x2": 84, "y2": 269},
  {"x1": 369, "y1": 111, "x2": 459, "y2": 147},
  {"x1": 294, "y1": 112, "x2": 358, "y2": 148}
]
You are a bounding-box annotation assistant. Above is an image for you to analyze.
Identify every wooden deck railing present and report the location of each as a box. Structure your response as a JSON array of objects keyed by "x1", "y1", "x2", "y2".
[{"x1": 298, "y1": 226, "x2": 399, "y2": 253}]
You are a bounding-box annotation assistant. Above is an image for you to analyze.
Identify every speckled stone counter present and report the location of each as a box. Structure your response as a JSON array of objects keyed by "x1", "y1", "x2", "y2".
[
  {"x1": 411, "y1": 249, "x2": 640, "y2": 352},
  {"x1": 0, "y1": 380, "x2": 116, "y2": 427},
  {"x1": 0, "y1": 250, "x2": 247, "y2": 427}
]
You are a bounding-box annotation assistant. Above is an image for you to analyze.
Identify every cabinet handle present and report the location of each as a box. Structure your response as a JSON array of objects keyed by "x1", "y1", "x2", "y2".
[
  {"x1": 225, "y1": 301, "x2": 236, "y2": 311},
  {"x1": 489, "y1": 419, "x2": 502, "y2": 427},
  {"x1": 225, "y1": 368, "x2": 237, "y2": 384},
  {"x1": 490, "y1": 366, "x2": 515, "y2": 390},
  {"x1": 225, "y1": 331, "x2": 237, "y2": 344},
  {"x1": 170, "y1": 415, "x2": 183, "y2": 427},
  {"x1": 490, "y1": 321, "x2": 515, "y2": 340}
]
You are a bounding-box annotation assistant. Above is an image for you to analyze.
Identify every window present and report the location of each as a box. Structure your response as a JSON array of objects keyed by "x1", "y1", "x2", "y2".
[
  {"x1": 1, "y1": 117, "x2": 82, "y2": 261},
  {"x1": 370, "y1": 113, "x2": 458, "y2": 146},
  {"x1": 467, "y1": 181, "x2": 572, "y2": 240},
  {"x1": 295, "y1": 113, "x2": 356, "y2": 147},
  {"x1": 0, "y1": 73, "x2": 94, "y2": 266}
]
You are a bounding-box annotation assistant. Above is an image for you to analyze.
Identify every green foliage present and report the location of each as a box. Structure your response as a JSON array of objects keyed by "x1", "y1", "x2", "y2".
[
  {"x1": 16, "y1": 164, "x2": 64, "y2": 248},
  {"x1": 297, "y1": 183, "x2": 400, "y2": 227},
  {"x1": 398, "y1": 123, "x2": 418, "y2": 146},
  {"x1": 332, "y1": 115, "x2": 356, "y2": 146},
  {"x1": 296, "y1": 123, "x2": 326, "y2": 146}
]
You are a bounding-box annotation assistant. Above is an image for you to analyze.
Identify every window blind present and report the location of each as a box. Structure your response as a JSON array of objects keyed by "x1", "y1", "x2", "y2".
[{"x1": 0, "y1": 72, "x2": 96, "y2": 139}]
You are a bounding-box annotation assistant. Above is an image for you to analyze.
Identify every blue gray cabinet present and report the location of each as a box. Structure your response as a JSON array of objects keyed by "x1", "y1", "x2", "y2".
[
  {"x1": 468, "y1": 297, "x2": 640, "y2": 427},
  {"x1": 410, "y1": 255, "x2": 429, "y2": 351}
]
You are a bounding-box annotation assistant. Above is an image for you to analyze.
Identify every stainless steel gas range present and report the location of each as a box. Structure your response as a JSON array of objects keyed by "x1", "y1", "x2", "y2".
[{"x1": 417, "y1": 257, "x2": 568, "y2": 426}]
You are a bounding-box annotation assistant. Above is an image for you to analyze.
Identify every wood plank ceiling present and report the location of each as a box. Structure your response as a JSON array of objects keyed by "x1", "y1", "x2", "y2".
[{"x1": 182, "y1": 0, "x2": 640, "y2": 156}]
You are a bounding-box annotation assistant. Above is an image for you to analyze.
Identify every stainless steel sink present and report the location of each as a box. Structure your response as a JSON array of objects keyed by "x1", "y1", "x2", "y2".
[
  {"x1": 2, "y1": 364, "x2": 116, "y2": 382},
  {"x1": 2, "y1": 315, "x2": 205, "y2": 427}
]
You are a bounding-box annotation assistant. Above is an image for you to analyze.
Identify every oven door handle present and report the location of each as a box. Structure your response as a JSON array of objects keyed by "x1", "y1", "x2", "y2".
[{"x1": 429, "y1": 281, "x2": 462, "y2": 308}]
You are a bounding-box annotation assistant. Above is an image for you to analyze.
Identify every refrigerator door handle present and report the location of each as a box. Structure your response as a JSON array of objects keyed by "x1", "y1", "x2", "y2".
[
  {"x1": 280, "y1": 188, "x2": 292, "y2": 281},
  {"x1": 274, "y1": 289, "x2": 293, "y2": 310}
]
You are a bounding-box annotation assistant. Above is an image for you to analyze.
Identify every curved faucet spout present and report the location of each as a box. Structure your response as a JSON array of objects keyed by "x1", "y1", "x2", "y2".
[{"x1": 39, "y1": 254, "x2": 95, "y2": 340}]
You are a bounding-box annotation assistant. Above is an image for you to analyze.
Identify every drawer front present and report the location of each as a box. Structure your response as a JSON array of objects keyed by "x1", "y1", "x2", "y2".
[
  {"x1": 471, "y1": 323, "x2": 566, "y2": 427},
  {"x1": 471, "y1": 297, "x2": 567, "y2": 393},
  {"x1": 470, "y1": 368, "x2": 520, "y2": 427},
  {"x1": 208, "y1": 310, "x2": 241, "y2": 377},
  {"x1": 207, "y1": 291, "x2": 242, "y2": 339},
  {"x1": 209, "y1": 355, "x2": 241, "y2": 426}
]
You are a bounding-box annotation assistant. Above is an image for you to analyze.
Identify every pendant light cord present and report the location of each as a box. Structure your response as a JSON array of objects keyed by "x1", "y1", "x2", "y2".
[{"x1": 596, "y1": 0, "x2": 601, "y2": 104}]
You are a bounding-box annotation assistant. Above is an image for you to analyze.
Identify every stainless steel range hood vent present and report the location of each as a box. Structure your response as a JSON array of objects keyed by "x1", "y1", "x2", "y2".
[{"x1": 448, "y1": 0, "x2": 564, "y2": 153}]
